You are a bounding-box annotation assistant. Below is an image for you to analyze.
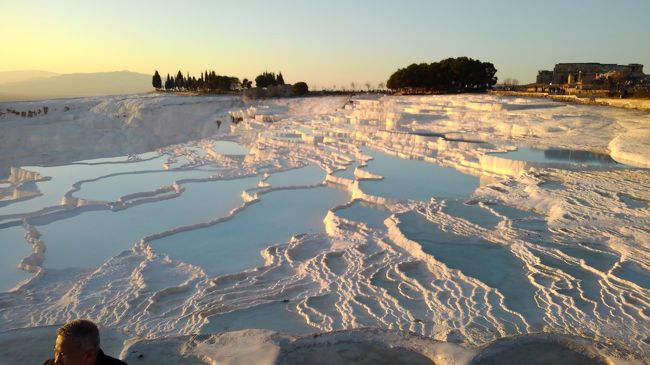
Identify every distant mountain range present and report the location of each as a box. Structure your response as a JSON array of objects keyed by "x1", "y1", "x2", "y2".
[
  {"x1": 0, "y1": 70, "x2": 60, "y2": 84},
  {"x1": 0, "y1": 70, "x2": 152, "y2": 101}
]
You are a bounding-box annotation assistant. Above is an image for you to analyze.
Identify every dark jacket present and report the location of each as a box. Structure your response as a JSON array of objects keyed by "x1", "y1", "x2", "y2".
[{"x1": 44, "y1": 349, "x2": 127, "y2": 365}]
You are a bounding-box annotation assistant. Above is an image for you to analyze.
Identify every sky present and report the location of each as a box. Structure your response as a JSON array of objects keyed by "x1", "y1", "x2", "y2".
[{"x1": 2, "y1": 0, "x2": 650, "y2": 88}]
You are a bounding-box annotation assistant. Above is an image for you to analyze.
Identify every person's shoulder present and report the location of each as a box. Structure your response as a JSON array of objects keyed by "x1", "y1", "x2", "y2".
[
  {"x1": 43, "y1": 360, "x2": 55, "y2": 365},
  {"x1": 98, "y1": 349, "x2": 128, "y2": 365}
]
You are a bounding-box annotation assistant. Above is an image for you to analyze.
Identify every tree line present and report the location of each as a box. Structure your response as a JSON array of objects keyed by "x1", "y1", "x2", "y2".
[
  {"x1": 386, "y1": 57, "x2": 498, "y2": 92},
  {"x1": 152, "y1": 70, "x2": 252, "y2": 92},
  {"x1": 152, "y1": 69, "x2": 309, "y2": 96},
  {"x1": 152, "y1": 70, "x2": 295, "y2": 92},
  {"x1": 254, "y1": 72, "x2": 284, "y2": 88}
]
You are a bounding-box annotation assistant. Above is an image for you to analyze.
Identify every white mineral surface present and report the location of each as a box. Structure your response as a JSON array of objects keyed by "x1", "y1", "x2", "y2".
[{"x1": 0, "y1": 93, "x2": 648, "y2": 364}]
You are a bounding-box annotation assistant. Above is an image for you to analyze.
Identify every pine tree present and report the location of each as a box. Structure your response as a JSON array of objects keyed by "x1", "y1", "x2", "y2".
[
  {"x1": 152, "y1": 70, "x2": 162, "y2": 90},
  {"x1": 277, "y1": 72, "x2": 285, "y2": 85}
]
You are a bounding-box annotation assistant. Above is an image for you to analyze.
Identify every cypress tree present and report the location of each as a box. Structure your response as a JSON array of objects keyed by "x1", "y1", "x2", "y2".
[
  {"x1": 176, "y1": 70, "x2": 184, "y2": 89},
  {"x1": 152, "y1": 70, "x2": 162, "y2": 90},
  {"x1": 164, "y1": 73, "x2": 171, "y2": 90}
]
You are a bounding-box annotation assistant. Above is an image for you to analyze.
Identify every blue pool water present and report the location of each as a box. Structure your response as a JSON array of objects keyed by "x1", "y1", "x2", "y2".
[{"x1": 359, "y1": 148, "x2": 479, "y2": 201}]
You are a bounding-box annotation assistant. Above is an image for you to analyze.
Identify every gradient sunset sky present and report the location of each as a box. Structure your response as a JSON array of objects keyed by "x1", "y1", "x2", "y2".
[{"x1": 2, "y1": 0, "x2": 649, "y2": 88}]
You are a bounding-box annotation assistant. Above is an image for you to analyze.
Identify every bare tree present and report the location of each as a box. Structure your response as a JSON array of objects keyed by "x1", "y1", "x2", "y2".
[
  {"x1": 378, "y1": 82, "x2": 385, "y2": 90},
  {"x1": 350, "y1": 82, "x2": 356, "y2": 91},
  {"x1": 364, "y1": 81, "x2": 371, "y2": 91}
]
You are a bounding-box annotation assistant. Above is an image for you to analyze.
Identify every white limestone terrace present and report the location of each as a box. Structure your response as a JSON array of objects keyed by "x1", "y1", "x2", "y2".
[{"x1": 0, "y1": 93, "x2": 648, "y2": 364}]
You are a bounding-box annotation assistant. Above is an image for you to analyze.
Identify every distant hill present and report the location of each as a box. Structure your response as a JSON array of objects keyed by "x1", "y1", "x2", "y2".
[
  {"x1": 0, "y1": 70, "x2": 59, "y2": 85},
  {"x1": 0, "y1": 71, "x2": 152, "y2": 101}
]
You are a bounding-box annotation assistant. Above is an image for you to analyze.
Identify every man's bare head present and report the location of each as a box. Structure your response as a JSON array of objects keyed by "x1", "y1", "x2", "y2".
[{"x1": 54, "y1": 319, "x2": 100, "y2": 365}]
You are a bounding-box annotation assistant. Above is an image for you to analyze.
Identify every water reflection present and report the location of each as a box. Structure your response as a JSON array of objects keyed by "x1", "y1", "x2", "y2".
[
  {"x1": 212, "y1": 140, "x2": 250, "y2": 155},
  {"x1": 359, "y1": 148, "x2": 479, "y2": 201},
  {"x1": 0, "y1": 226, "x2": 32, "y2": 291},
  {"x1": 153, "y1": 185, "x2": 349, "y2": 275},
  {"x1": 493, "y1": 147, "x2": 623, "y2": 166},
  {"x1": 335, "y1": 201, "x2": 391, "y2": 228}
]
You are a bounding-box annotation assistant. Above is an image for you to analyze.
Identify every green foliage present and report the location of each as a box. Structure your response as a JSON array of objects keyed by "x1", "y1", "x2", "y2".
[
  {"x1": 255, "y1": 71, "x2": 285, "y2": 88},
  {"x1": 386, "y1": 57, "x2": 498, "y2": 92},
  {"x1": 175, "y1": 70, "x2": 184, "y2": 89},
  {"x1": 292, "y1": 82, "x2": 309, "y2": 96},
  {"x1": 158, "y1": 69, "x2": 240, "y2": 92},
  {"x1": 164, "y1": 73, "x2": 174, "y2": 90},
  {"x1": 152, "y1": 70, "x2": 162, "y2": 89}
]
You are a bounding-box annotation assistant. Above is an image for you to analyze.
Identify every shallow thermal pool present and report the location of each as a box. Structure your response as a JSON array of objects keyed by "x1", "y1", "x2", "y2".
[
  {"x1": 492, "y1": 147, "x2": 624, "y2": 167},
  {"x1": 334, "y1": 201, "x2": 391, "y2": 228},
  {"x1": 35, "y1": 175, "x2": 261, "y2": 269},
  {"x1": 152, "y1": 185, "x2": 349, "y2": 276},
  {"x1": 0, "y1": 226, "x2": 32, "y2": 291},
  {"x1": 359, "y1": 148, "x2": 479, "y2": 201},
  {"x1": 212, "y1": 140, "x2": 251, "y2": 155}
]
